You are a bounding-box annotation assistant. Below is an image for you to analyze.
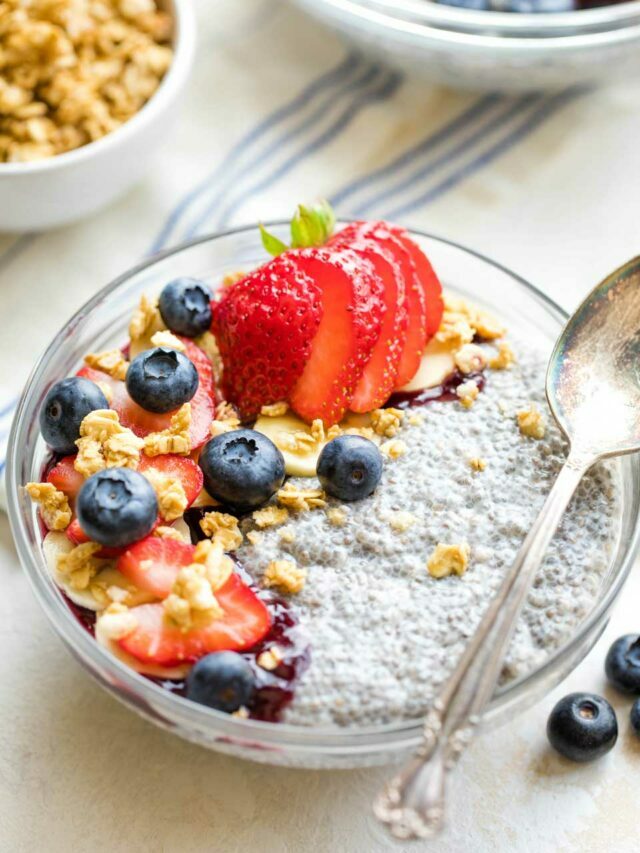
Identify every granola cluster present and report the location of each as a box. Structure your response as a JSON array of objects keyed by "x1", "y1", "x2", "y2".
[
  {"x1": 163, "y1": 540, "x2": 233, "y2": 631},
  {"x1": 0, "y1": 0, "x2": 173, "y2": 163},
  {"x1": 25, "y1": 482, "x2": 71, "y2": 530},
  {"x1": 277, "y1": 482, "x2": 326, "y2": 512},
  {"x1": 427, "y1": 543, "x2": 470, "y2": 579},
  {"x1": 143, "y1": 402, "x2": 191, "y2": 456},
  {"x1": 199, "y1": 510, "x2": 243, "y2": 551},
  {"x1": 263, "y1": 559, "x2": 306, "y2": 595},
  {"x1": 74, "y1": 408, "x2": 143, "y2": 476}
]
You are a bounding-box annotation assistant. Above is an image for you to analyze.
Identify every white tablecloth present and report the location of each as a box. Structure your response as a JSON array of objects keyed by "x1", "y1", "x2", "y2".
[{"x1": 1, "y1": 1, "x2": 640, "y2": 850}]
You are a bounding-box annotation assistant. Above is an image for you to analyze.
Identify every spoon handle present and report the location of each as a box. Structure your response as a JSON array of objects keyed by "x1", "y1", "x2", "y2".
[{"x1": 373, "y1": 451, "x2": 590, "y2": 841}]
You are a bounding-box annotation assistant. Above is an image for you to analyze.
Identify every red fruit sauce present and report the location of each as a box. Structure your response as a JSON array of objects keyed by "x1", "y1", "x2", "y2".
[{"x1": 387, "y1": 369, "x2": 485, "y2": 408}]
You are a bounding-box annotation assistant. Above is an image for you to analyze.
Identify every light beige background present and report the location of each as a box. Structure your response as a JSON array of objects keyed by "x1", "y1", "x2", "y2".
[{"x1": 2, "y1": 1, "x2": 640, "y2": 850}]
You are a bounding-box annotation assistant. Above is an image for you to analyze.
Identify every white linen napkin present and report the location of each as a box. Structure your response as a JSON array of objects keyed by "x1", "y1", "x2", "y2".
[{"x1": 2, "y1": 0, "x2": 640, "y2": 509}]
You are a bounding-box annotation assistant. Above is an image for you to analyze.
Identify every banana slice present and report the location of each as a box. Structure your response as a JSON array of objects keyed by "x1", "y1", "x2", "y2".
[
  {"x1": 254, "y1": 412, "x2": 325, "y2": 477},
  {"x1": 43, "y1": 531, "x2": 106, "y2": 611},
  {"x1": 254, "y1": 410, "x2": 376, "y2": 477},
  {"x1": 399, "y1": 338, "x2": 457, "y2": 393},
  {"x1": 42, "y1": 532, "x2": 155, "y2": 611},
  {"x1": 95, "y1": 615, "x2": 190, "y2": 680}
]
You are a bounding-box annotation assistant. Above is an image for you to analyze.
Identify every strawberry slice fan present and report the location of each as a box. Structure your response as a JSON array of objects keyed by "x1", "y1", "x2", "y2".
[{"x1": 213, "y1": 219, "x2": 444, "y2": 425}]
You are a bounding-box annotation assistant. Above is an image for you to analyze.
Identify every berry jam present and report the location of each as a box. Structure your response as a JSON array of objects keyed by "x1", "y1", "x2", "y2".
[
  {"x1": 61, "y1": 529, "x2": 310, "y2": 723},
  {"x1": 387, "y1": 369, "x2": 485, "y2": 409}
]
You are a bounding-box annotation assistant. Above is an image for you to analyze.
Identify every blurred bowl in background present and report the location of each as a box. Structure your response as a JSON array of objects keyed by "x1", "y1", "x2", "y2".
[
  {"x1": 291, "y1": 0, "x2": 640, "y2": 91},
  {"x1": 0, "y1": 0, "x2": 196, "y2": 233}
]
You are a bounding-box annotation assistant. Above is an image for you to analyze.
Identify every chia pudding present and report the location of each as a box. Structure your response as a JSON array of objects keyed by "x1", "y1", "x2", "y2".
[
  {"x1": 25, "y1": 211, "x2": 621, "y2": 729},
  {"x1": 237, "y1": 349, "x2": 619, "y2": 727}
]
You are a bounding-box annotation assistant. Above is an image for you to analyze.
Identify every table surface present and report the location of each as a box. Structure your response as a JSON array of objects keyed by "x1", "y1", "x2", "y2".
[{"x1": 2, "y1": 1, "x2": 640, "y2": 851}]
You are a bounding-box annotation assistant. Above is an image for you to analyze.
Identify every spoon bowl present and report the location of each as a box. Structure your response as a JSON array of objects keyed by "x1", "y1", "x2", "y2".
[{"x1": 548, "y1": 255, "x2": 640, "y2": 461}]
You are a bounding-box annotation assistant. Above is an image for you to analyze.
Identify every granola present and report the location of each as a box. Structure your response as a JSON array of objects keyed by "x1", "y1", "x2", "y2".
[
  {"x1": 263, "y1": 559, "x2": 307, "y2": 595},
  {"x1": 0, "y1": 0, "x2": 173, "y2": 164},
  {"x1": 84, "y1": 349, "x2": 129, "y2": 381},
  {"x1": 143, "y1": 403, "x2": 191, "y2": 456},
  {"x1": 150, "y1": 330, "x2": 185, "y2": 352},
  {"x1": 144, "y1": 468, "x2": 187, "y2": 521},
  {"x1": 277, "y1": 483, "x2": 327, "y2": 512},
  {"x1": 370, "y1": 408, "x2": 404, "y2": 438},
  {"x1": 456, "y1": 380, "x2": 480, "y2": 409},
  {"x1": 57, "y1": 541, "x2": 104, "y2": 590},
  {"x1": 199, "y1": 511, "x2": 243, "y2": 551},
  {"x1": 25, "y1": 482, "x2": 71, "y2": 530},
  {"x1": 427, "y1": 543, "x2": 470, "y2": 579},
  {"x1": 517, "y1": 405, "x2": 546, "y2": 440},
  {"x1": 252, "y1": 505, "x2": 289, "y2": 529},
  {"x1": 74, "y1": 409, "x2": 143, "y2": 476}
]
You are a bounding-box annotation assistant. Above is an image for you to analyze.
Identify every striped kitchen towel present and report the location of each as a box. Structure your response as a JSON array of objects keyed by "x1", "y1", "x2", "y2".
[{"x1": 2, "y1": 0, "x2": 640, "y2": 509}]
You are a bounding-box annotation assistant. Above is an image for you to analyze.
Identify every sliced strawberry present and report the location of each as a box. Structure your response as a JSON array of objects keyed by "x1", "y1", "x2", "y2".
[
  {"x1": 329, "y1": 224, "x2": 408, "y2": 411},
  {"x1": 77, "y1": 336, "x2": 215, "y2": 450},
  {"x1": 138, "y1": 454, "x2": 203, "y2": 508},
  {"x1": 118, "y1": 574, "x2": 272, "y2": 666},
  {"x1": 66, "y1": 517, "x2": 128, "y2": 559},
  {"x1": 118, "y1": 536, "x2": 194, "y2": 599},
  {"x1": 288, "y1": 247, "x2": 384, "y2": 424},
  {"x1": 46, "y1": 455, "x2": 84, "y2": 502},
  {"x1": 387, "y1": 226, "x2": 444, "y2": 340},
  {"x1": 211, "y1": 254, "x2": 323, "y2": 420}
]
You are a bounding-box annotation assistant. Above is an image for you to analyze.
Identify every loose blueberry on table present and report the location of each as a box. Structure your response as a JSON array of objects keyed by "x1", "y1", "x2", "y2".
[
  {"x1": 547, "y1": 693, "x2": 618, "y2": 762},
  {"x1": 27, "y1": 200, "x2": 605, "y2": 730},
  {"x1": 605, "y1": 634, "x2": 640, "y2": 694}
]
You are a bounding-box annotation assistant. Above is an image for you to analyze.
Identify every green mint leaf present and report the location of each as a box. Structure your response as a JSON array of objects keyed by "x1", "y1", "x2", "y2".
[
  {"x1": 290, "y1": 199, "x2": 336, "y2": 249},
  {"x1": 260, "y1": 223, "x2": 289, "y2": 257}
]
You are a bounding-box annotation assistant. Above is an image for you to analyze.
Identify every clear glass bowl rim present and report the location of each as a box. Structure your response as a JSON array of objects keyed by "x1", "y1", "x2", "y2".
[{"x1": 7, "y1": 223, "x2": 640, "y2": 757}]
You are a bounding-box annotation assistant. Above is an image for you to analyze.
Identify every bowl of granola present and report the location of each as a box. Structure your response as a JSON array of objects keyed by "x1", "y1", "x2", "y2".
[
  {"x1": 7, "y1": 216, "x2": 640, "y2": 768},
  {"x1": 0, "y1": 0, "x2": 195, "y2": 232}
]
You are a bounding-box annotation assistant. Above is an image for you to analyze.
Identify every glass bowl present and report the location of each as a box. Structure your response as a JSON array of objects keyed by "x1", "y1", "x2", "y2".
[
  {"x1": 7, "y1": 224, "x2": 640, "y2": 769},
  {"x1": 291, "y1": 0, "x2": 640, "y2": 91}
]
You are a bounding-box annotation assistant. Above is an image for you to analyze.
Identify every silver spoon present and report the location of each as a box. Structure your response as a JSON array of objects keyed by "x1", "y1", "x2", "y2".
[{"x1": 374, "y1": 255, "x2": 640, "y2": 841}]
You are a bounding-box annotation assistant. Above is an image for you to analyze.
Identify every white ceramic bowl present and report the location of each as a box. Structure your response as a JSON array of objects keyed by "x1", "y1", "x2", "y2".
[
  {"x1": 0, "y1": 0, "x2": 195, "y2": 233},
  {"x1": 292, "y1": 0, "x2": 640, "y2": 91}
]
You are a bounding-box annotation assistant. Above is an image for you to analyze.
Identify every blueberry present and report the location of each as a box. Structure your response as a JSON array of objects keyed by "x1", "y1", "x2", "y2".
[
  {"x1": 316, "y1": 435, "x2": 382, "y2": 501},
  {"x1": 76, "y1": 468, "x2": 158, "y2": 548},
  {"x1": 198, "y1": 429, "x2": 285, "y2": 511},
  {"x1": 126, "y1": 347, "x2": 198, "y2": 413},
  {"x1": 186, "y1": 651, "x2": 255, "y2": 713},
  {"x1": 39, "y1": 377, "x2": 109, "y2": 455},
  {"x1": 547, "y1": 693, "x2": 618, "y2": 762},
  {"x1": 605, "y1": 634, "x2": 640, "y2": 694},
  {"x1": 438, "y1": 0, "x2": 490, "y2": 9},
  {"x1": 631, "y1": 699, "x2": 640, "y2": 737},
  {"x1": 158, "y1": 278, "x2": 212, "y2": 337}
]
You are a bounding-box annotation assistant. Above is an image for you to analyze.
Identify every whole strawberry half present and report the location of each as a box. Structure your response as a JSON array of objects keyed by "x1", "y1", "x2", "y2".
[
  {"x1": 211, "y1": 254, "x2": 323, "y2": 420},
  {"x1": 119, "y1": 574, "x2": 272, "y2": 666},
  {"x1": 288, "y1": 246, "x2": 385, "y2": 425},
  {"x1": 77, "y1": 337, "x2": 215, "y2": 450}
]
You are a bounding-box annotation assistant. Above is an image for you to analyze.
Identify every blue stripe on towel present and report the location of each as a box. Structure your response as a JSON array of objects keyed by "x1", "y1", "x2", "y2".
[
  {"x1": 181, "y1": 63, "x2": 393, "y2": 238},
  {"x1": 385, "y1": 87, "x2": 584, "y2": 219},
  {"x1": 347, "y1": 94, "x2": 544, "y2": 218},
  {"x1": 150, "y1": 51, "x2": 366, "y2": 253},
  {"x1": 188, "y1": 69, "x2": 403, "y2": 236},
  {"x1": 329, "y1": 92, "x2": 503, "y2": 210}
]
